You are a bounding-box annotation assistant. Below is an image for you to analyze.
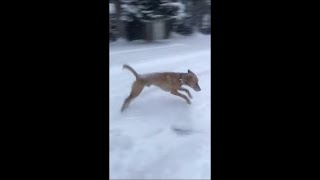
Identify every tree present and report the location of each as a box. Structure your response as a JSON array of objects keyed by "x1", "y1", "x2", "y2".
[
  {"x1": 190, "y1": 0, "x2": 211, "y2": 33},
  {"x1": 199, "y1": 0, "x2": 211, "y2": 34},
  {"x1": 120, "y1": 0, "x2": 185, "y2": 22},
  {"x1": 173, "y1": 0, "x2": 194, "y2": 35},
  {"x1": 109, "y1": 3, "x2": 119, "y2": 42},
  {"x1": 199, "y1": 13, "x2": 211, "y2": 34}
]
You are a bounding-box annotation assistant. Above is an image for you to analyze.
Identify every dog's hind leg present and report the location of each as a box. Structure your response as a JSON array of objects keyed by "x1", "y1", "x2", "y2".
[
  {"x1": 121, "y1": 81, "x2": 144, "y2": 112},
  {"x1": 171, "y1": 90, "x2": 191, "y2": 104},
  {"x1": 178, "y1": 87, "x2": 192, "y2": 99}
]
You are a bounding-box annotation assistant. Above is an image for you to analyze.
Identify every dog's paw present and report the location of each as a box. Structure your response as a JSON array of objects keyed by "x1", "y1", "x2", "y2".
[
  {"x1": 121, "y1": 103, "x2": 129, "y2": 112},
  {"x1": 120, "y1": 106, "x2": 126, "y2": 112}
]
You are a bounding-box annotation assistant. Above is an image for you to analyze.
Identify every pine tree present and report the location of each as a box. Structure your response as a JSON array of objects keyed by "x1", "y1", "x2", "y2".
[
  {"x1": 120, "y1": 0, "x2": 185, "y2": 22},
  {"x1": 173, "y1": 0, "x2": 194, "y2": 35},
  {"x1": 190, "y1": 0, "x2": 210, "y2": 34},
  {"x1": 198, "y1": 0, "x2": 211, "y2": 34},
  {"x1": 109, "y1": 3, "x2": 119, "y2": 42}
]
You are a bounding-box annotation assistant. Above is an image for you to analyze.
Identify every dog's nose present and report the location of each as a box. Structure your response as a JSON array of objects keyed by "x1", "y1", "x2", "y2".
[{"x1": 194, "y1": 84, "x2": 201, "y2": 91}]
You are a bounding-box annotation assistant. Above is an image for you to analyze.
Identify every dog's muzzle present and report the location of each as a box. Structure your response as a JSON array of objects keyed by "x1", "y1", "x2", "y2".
[{"x1": 194, "y1": 84, "x2": 201, "y2": 91}]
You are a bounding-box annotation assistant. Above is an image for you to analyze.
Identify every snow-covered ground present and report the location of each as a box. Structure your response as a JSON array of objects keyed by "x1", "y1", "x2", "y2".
[{"x1": 109, "y1": 33, "x2": 211, "y2": 179}]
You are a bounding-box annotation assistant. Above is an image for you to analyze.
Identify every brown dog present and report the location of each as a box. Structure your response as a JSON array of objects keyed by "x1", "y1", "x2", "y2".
[{"x1": 121, "y1": 64, "x2": 201, "y2": 112}]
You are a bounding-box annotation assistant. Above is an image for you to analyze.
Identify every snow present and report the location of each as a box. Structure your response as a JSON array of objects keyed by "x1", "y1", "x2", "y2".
[
  {"x1": 110, "y1": 33, "x2": 211, "y2": 179},
  {"x1": 121, "y1": 4, "x2": 139, "y2": 15},
  {"x1": 109, "y1": 3, "x2": 115, "y2": 14},
  {"x1": 161, "y1": 2, "x2": 185, "y2": 11},
  {"x1": 161, "y1": 2, "x2": 186, "y2": 20},
  {"x1": 120, "y1": 4, "x2": 142, "y2": 21},
  {"x1": 120, "y1": 1, "x2": 186, "y2": 21}
]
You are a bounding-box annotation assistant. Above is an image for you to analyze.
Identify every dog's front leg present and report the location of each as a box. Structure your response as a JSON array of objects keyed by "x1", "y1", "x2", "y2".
[
  {"x1": 171, "y1": 90, "x2": 191, "y2": 104},
  {"x1": 178, "y1": 87, "x2": 192, "y2": 99}
]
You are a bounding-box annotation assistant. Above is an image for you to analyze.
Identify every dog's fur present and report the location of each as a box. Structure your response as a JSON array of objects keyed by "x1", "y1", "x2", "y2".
[{"x1": 121, "y1": 64, "x2": 201, "y2": 112}]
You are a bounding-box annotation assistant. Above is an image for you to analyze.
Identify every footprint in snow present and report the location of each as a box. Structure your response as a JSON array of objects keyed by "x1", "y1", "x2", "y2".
[
  {"x1": 110, "y1": 131, "x2": 134, "y2": 151},
  {"x1": 171, "y1": 127, "x2": 194, "y2": 135}
]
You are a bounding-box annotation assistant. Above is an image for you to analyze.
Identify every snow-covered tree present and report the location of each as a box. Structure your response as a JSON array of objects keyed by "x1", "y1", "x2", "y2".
[
  {"x1": 173, "y1": 0, "x2": 194, "y2": 35},
  {"x1": 120, "y1": 0, "x2": 185, "y2": 22},
  {"x1": 188, "y1": 0, "x2": 210, "y2": 34},
  {"x1": 199, "y1": 13, "x2": 211, "y2": 34},
  {"x1": 109, "y1": 3, "x2": 119, "y2": 42}
]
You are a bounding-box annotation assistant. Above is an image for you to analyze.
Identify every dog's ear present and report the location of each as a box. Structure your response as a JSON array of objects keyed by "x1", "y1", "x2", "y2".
[{"x1": 188, "y1": 69, "x2": 194, "y2": 74}]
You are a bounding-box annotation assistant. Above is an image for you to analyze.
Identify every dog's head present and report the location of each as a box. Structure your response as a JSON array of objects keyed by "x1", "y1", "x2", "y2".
[{"x1": 185, "y1": 69, "x2": 201, "y2": 91}]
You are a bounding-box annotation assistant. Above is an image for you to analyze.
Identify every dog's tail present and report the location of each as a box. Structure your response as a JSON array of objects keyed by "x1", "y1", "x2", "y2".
[{"x1": 123, "y1": 64, "x2": 139, "y2": 79}]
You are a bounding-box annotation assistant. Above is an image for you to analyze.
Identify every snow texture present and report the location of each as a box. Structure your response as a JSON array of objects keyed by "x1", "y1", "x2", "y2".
[
  {"x1": 161, "y1": 2, "x2": 186, "y2": 20},
  {"x1": 110, "y1": 33, "x2": 211, "y2": 179},
  {"x1": 109, "y1": 3, "x2": 115, "y2": 14}
]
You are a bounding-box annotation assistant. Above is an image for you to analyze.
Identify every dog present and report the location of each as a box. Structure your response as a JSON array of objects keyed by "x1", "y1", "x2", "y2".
[{"x1": 120, "y1": 64, "x2": 201, "y2": 112}]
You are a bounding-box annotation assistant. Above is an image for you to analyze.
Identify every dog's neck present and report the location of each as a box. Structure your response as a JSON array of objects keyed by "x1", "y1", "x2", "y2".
[{"x1": 179, "y1": 73, "x2": 187, "y2": 85}]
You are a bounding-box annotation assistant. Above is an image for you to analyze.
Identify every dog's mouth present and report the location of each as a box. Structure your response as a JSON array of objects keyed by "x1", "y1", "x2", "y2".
[{"x1": 193, "y1": 84, "x2": 201, "y2": 91}]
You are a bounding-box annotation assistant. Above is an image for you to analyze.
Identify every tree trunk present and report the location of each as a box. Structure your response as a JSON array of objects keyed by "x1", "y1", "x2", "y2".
[{"x1": 114, "y1": 0, "x2": 125, "y2": 38}]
